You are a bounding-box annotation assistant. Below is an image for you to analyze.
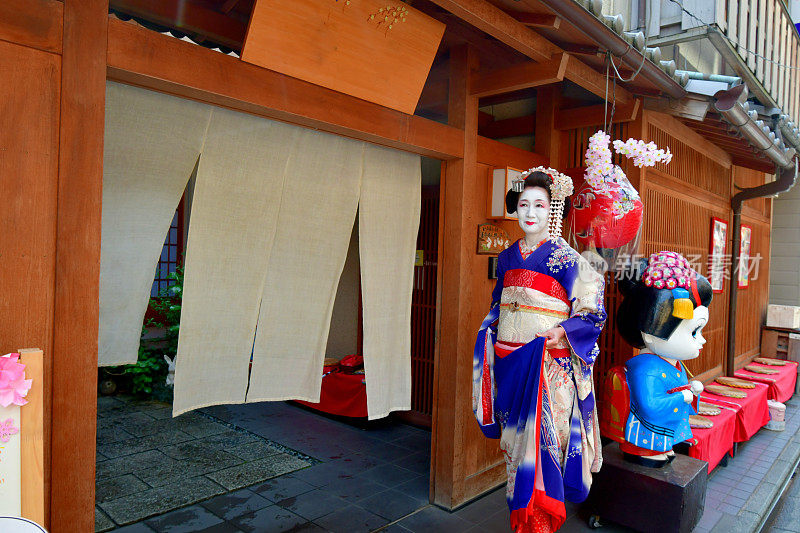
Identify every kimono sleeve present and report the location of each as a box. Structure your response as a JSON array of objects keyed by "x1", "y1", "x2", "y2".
[
  {"x1": 490, "y1": 250, "x2": 509, "y2": 307},
  {"x1": 628, "y1": 370, "x2": 686, "y2": 430},
  {"x1": 560, "y1": 254, "x2": 607, "y2": 364}
]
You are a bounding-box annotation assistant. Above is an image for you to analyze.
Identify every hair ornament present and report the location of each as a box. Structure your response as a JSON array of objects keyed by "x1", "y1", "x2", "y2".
[
  {"x1": 642, "y1": 251, "x2": 696, "y2": 293},
  {"x1": 671, "y1": 288, "x2": 694, "y2": 320},
  {"x1": 511, "y1": 166, "x2": 574, "y2": 242}
]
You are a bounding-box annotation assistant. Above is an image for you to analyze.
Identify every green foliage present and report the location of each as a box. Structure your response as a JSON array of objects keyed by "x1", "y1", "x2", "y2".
[
  {"x1": 148, "y1": 267, "x2": 183, "y2": 355},
  {"x1": 103, "y1": 267, "x2": 183, "y2": 398}
]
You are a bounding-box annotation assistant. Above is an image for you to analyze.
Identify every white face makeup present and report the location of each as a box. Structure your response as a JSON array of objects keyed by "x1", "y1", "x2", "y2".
[
  {"x1": 517, "y1": 186, "x2": 550, "y2": 243},
  {"x1": 641, "y1": 305, "x2": 709, "y2": 362}
]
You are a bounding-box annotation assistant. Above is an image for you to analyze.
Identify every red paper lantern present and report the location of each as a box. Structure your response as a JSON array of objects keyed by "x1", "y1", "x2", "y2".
[{"x1": 568, "y1": 178, "x2": 643, "y2": 249}]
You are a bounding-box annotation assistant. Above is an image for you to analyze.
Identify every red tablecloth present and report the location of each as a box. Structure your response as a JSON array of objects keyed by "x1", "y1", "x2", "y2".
[
  {"x1": 700, "y1": 381, "x2": 770, "y2": 442},
  {"x1": 686, "y1": 404, "x2": 736, "y2": 472},
  {"x1": 735, "y1": 361, "x2": 798, "y2": 403},
  {"x1": 295, "y1": 372, "x2": 367, "y2": 417}
]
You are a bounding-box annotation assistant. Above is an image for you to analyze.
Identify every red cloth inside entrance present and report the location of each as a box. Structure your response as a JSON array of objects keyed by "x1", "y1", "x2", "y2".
[
  {"x1": 735, "y1": 361, "x2": 798, "y2": 403},
  {"x1": 700, "y1": 381, "x2": 770, "y2": 442},
  {"x1": 295, "y1": 372, "x2": 368, "y2": 417},
  {"x1": 686, "y1": 402, "x2": 736, "y2": 472}
]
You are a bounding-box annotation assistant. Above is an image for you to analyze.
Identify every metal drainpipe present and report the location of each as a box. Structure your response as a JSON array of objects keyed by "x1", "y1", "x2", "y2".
[
  {"x1": 725, "y1": 161, "x2": 797, "y2": 375},
  {"x1": 714, "y1": 84, "x2": 798, "y2": 375}
]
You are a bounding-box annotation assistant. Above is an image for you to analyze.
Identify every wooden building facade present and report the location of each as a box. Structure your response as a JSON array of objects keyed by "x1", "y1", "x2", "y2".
[{"x1": 0, "y1": 0, "x2": 779, "y2": 529}]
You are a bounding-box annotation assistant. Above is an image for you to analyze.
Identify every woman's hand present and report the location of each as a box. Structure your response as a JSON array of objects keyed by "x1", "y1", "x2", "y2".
[{"x1": 537, "y1": 326, "x2": 566, "y2": 349}]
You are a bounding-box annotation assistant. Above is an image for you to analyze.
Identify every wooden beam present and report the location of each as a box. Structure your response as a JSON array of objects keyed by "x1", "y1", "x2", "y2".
[
  {"x1": 478, "y1": 114, "x2": 535, "y2": 138},
  {"x1": 110, "y1": 0, "x2": 247, "y2": 50},
  {"x1": 470, "y1": 52, "x2": 568, "y2": 97},
  {"x1": 52, "y1": 1, "x2": 107, "y2": 531},
  {"x1": 509, "y1": 12, "x2": 561, "y2": 29},
  {"x1": 555, "y1": 99, "x2": 641, "y2": 130},
  {"x1": 106, "y1": 18, "x2": 464, "y2": 160},
  {"x1": 731, "y1": 155, "x2": 777, "y2": 173},
  {"x1": 429, "y1": 0, "x2": 641, "y2": 108},
  {"x1": 427, "y1": 0, "x2": 557, "y2": 62},
  {"x1": 478, "y1": 110, "x2": 494, "y2": 128},
  {"x1": 0, "y1": 0, "x2": 63, "y2": 54},
  {"x1": 563, "y1": 56, "x2": 632, "y2": 105},
  {"x1": 477, "y1": 135, "x2": 547, "y2": 167}
]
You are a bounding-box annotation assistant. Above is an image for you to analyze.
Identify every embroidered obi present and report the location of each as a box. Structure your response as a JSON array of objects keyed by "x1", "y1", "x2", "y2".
[{"x1": 497, "y1": 269, "x2": 570, "y2": 345}]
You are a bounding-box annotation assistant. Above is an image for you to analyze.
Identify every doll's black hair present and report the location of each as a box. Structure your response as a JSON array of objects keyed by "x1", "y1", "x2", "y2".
[
  {"x1": 616, "y1": 258, "x2": 713, "y2": 348},
  {"x1": 505, "y1": 171, "x2": 571, "y2": 219}
]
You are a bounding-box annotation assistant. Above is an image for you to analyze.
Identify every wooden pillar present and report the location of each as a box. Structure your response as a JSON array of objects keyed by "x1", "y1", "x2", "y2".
[
  {"x1": 432, "y1": 44, "x2": 479, "y2": 508},
  {"x1": 534, "y1": 84, "x2": 561, "y2": 165},
  {"x1": 51, "y1": 1, "x2": 107, "y2": 531}
]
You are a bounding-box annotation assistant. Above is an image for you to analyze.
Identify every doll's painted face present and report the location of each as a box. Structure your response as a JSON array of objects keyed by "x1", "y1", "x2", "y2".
[
  {"x1": 517, "y1": 186, "x2": 550, "y2": 239},
  {"x1": 642, "y1": 305, "x2": 709, "y2": 361}
]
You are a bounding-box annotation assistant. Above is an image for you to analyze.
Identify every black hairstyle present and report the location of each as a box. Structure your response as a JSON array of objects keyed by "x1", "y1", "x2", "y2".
[
  {"x1": 616, "y1": 258, "x2": 713, "y2": 348},
  {"x1": 505, "y1": 171, "x2": 571, "y2": 219}
]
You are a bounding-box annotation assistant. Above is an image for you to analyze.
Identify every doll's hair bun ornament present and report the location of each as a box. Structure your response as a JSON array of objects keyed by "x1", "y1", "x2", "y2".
[
  {"x1": 616, "y1": 251, "x2": 713, "y2": 349},
  {"x1": 508, "y1": 166, "x2": 574, "y2": 242}
]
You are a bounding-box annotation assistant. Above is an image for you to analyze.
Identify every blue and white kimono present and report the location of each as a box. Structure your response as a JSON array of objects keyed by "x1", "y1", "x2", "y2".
[
  {"x1": 473, "y1": 238, "x2": 606, "y2": 532},
  {"x1": 624, "y1": 353, "x2": 694, "y2": 452}
]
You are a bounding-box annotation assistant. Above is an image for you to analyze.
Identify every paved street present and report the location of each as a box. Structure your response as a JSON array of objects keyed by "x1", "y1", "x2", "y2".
[{"x1": 765, "y1": 465, "x2": 800, "y2": 532}]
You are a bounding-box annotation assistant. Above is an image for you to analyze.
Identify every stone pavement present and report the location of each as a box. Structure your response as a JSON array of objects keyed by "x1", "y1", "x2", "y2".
[
  {"x1": 94, "y1": 396, "x2": 315, "y2": 531},
  {"x1": 96, "y1": 394, "x2": 800, "y2": 532}
]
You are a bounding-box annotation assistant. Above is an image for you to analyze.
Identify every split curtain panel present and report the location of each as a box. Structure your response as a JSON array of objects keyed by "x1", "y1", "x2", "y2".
[{"x1": 99, "y1": 82, "x2": 421, "y2": 419}]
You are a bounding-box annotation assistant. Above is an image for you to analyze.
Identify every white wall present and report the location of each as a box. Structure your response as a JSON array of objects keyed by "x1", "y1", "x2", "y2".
[
  {"x1": 769, "y1": 183, "x2": 800, "y2": 305},
  {"x1": 791, "y1": 0, "x2": 800, "y2": 23}
]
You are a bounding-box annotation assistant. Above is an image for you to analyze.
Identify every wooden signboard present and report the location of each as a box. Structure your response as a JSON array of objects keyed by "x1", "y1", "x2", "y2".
[
  {"x1": 477, "y1": 224, "x2": 511, "y2": 255},
  {"x1": 241, "y1": 0, "x2": 445, "y2": 115}
]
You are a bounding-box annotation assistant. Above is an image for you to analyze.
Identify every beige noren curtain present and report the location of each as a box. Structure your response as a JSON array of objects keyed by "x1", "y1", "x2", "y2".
[
  {"x1": 245, "y1": 130, "x2": 364, "y2": 405},
  {"x1": 101, "y1": 87, "x2": 422, "y2": 417},
  {"x1": 172, "y1": 108, "x2": 301, "y2": 415},
  {"x1": 98, "y1": 82, "x2": 211, "y2": 366},
  {"x1": 359, "y1": 145, "x2": 421, "y2": 419}
]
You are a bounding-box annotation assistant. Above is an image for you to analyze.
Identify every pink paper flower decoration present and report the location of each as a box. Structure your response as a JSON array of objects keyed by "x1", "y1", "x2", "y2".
[
  {"x1": 0, "y1": 417, "x2": 20, "y2": 443},
  {"x1": 0, "y1": 353, "x2": 32, "y2": 407}
]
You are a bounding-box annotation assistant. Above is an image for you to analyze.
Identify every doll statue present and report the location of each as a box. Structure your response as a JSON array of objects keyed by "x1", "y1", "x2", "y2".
[
  {"x1": 609, "y1": 251, "x2": 713, "y2": 466},
  {"x1": 472, "y1": 168, "x2": 607, "y2": 533}
]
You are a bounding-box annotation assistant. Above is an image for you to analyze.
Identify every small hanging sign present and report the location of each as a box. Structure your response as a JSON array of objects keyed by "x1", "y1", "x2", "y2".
[{"x1": 477, "y1": 224, "x2": 511, "y2": 255}]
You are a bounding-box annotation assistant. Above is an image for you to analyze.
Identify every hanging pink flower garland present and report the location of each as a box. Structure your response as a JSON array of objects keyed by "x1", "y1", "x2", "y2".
[
  {"x1": 0, "y1": 352, "x2": 33, "y2": 408},
  {"x1": 583, "y1": 131, "x2": 672, "y2": 220}
]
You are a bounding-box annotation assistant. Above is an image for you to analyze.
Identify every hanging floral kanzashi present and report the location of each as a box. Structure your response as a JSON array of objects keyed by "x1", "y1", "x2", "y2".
[
  {"x1": 0, "y1": 352, "x2": 33, "y2": 408},
  {"x1": 569, "y1": 131, "x2": 671, "y2": 251}
]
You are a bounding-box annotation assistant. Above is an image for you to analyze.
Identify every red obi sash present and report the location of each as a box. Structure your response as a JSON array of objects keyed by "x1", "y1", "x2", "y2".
[{"x1": 503, "y1": 269, "x2": 569, "y2": 305}]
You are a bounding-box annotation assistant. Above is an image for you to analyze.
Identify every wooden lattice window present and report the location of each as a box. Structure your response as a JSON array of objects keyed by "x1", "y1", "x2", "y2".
[{"x1": 150, "y1": 199, "x2": 185, "y2": 297}]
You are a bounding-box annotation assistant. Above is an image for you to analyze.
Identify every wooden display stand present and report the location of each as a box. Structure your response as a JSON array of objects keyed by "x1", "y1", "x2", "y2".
[
  {"x1": 760, "y1": 325, "x2": 800, "y2": 361},
  {"x1": 588, "y1": 442, "x2": 707, "y2": 533}
]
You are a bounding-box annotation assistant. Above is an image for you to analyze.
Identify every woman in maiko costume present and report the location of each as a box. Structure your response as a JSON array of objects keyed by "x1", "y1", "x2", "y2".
[{"x1": 473, "y1": 168, "x2": 607, "y2": 532}]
